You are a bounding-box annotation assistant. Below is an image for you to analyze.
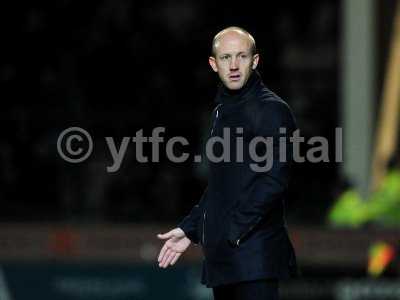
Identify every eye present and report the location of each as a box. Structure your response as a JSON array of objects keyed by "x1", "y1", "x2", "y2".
[{"x1": 240, "y1": 54, "x2": 248, "y2": 59}]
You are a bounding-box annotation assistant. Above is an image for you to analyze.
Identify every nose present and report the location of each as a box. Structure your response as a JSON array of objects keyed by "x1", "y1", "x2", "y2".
[{"x1": 229, "y1": 57, "x2": 239, "y2": 70}]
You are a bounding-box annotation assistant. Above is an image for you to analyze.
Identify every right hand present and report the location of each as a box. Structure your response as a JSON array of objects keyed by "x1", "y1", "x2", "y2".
[{"x1": 157, "y1": 227, "x2": 191, "y2": 268}]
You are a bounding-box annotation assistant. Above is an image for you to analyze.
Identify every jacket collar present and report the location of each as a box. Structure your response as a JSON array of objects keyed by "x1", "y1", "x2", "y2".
[{"x1": 214, "y1": 70, "x2": 262, "y2": 105}]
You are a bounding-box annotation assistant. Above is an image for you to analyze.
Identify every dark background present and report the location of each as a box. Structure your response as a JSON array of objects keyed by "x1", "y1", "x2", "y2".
[{"x1": 1, "y1": 0, "x2": 340, "y2": 224}]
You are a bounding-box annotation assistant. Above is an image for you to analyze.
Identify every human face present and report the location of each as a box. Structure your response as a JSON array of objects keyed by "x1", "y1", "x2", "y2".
[{"x1": 209, "y1": 32, "x2": 259, "y2": 90}]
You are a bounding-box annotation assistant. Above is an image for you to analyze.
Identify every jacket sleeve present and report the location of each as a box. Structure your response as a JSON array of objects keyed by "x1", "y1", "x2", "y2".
[
  {"x1": 227, "y1": 100, "x2": 297, "y2": 247},
  {"x1": 177, "y1": 187, "x2": 208, "y2": 244}
]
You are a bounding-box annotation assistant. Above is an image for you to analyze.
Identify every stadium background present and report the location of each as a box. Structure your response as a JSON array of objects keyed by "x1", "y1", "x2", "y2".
[{"x1": 1, "y1": 0, "x2": 400, "y2": 299}]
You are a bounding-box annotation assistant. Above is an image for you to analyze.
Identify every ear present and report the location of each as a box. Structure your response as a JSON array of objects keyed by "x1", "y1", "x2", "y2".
[
  {"x1": 209, "y1": 56, "x2": 218, "y2": 72},
  {"x1": 251, "y1": 54, "x2": 259, "y2": 70}
]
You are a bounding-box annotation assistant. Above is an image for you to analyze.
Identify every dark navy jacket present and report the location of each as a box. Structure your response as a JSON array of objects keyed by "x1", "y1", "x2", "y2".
[{"x1": 178, "y1": 71, "x2": 299, "y2": 287}]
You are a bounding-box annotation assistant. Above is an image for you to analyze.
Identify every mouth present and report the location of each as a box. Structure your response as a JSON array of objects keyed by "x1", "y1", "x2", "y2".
[{"x1": 229, "y1": 74, "x2": 241, "y2": 82}]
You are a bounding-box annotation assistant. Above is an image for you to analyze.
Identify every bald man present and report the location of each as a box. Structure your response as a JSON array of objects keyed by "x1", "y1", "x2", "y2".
[{"x1": 157, "y1": 27, "x2": 299, "y2": 300}]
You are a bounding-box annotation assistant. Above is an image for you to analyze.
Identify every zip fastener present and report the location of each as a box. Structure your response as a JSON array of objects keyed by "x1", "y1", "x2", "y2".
[
  {"x1": 201, "y1": 105, "x2": 220, "y2": 245},
  {"x1": 210, "y1": 104, "x2": 222, "y2": 135},
  {"x1": 202, "y1": 211, "x2": 206, "y2": 245}
]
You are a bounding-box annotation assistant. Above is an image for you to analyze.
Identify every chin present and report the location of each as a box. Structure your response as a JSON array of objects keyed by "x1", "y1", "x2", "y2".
[{"x1": 224, "y1": 80, "x2": 244, "y2": 90}]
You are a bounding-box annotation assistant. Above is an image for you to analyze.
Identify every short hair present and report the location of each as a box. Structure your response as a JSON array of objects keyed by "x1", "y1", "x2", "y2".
[{"x1": 211, "y1": 26, "x2": 257, "y2": 57}]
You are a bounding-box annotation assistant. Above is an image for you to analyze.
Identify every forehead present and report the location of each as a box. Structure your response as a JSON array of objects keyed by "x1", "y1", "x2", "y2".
[{"x1": 214, "y1": 32, "x2": 252, "y2": 54}]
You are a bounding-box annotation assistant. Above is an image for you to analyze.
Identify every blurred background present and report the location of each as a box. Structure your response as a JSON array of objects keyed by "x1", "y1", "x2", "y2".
[{"x1": 1, "y1": 0, "x2": 400, "y2": 299}]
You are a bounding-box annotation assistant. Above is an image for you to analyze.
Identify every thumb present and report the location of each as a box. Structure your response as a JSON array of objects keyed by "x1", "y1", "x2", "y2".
[{"x1": 157, "y1": 230, "x2": 174, "y2": 239}]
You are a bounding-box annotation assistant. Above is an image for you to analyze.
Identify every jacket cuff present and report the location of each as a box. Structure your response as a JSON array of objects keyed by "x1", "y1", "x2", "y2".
[{"x1": 177, "y1": 219, "x2": 199, "y2": 244}]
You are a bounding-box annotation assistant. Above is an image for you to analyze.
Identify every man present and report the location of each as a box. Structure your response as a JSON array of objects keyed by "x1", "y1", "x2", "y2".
[{"x1": 157, "y1": 26, "x2": 298, "y2": 299}]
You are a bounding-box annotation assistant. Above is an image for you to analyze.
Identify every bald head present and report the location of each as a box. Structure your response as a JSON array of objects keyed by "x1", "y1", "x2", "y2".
[
  {"x1": 208, "y1": 26, "x2": 259, "y2": 90},
  {"x1": 211, "y1": 26, "x2": 257, "y2": 57}
]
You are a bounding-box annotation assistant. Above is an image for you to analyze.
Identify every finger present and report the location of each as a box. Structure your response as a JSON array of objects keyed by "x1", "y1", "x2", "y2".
[
  {"x1": 160, "y1": 249, "x2": 173, "y2": 268},
  {"x1": 159, "y1": 248, "x2": 171, "y2": 267},
  {"x1": 164, "y1": 251, "x2": 176, "y2": 267},
  {"x1": 168, "y1": 253, "x2": 177, "y2": 266},
  {"x1": 157, "y1": 230, "x2": 173, "y2": 240},
  {"x1": 162, "y1": 249, "x2": 174, "y2": 268},
  {"x1": 157, "y1": 243, "x2": 166, "y2": 262},
  {"x1": 170, "y1": 252, "x2": 181, "y2": 265},
  {"x1": 158, "y1": 243, "x2": 169, "y2": 262}
]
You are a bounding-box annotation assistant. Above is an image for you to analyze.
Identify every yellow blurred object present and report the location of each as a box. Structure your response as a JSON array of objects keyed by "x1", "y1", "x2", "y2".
[
  {"x1": 328, "y1": 170, "x2": 400, "y2": 227},
  {"x1": 368, "y1": 170, "x2": 400, "y2": 226},
  {"x1": 328, "y1": 190, "x2": 367, "y2": 227},
  {"x1": 367, "y1": 241, "x2": 396, "y2": 277},
  {"x1": 370, "y1": 0, "x2": 400, "y2": 191}
]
